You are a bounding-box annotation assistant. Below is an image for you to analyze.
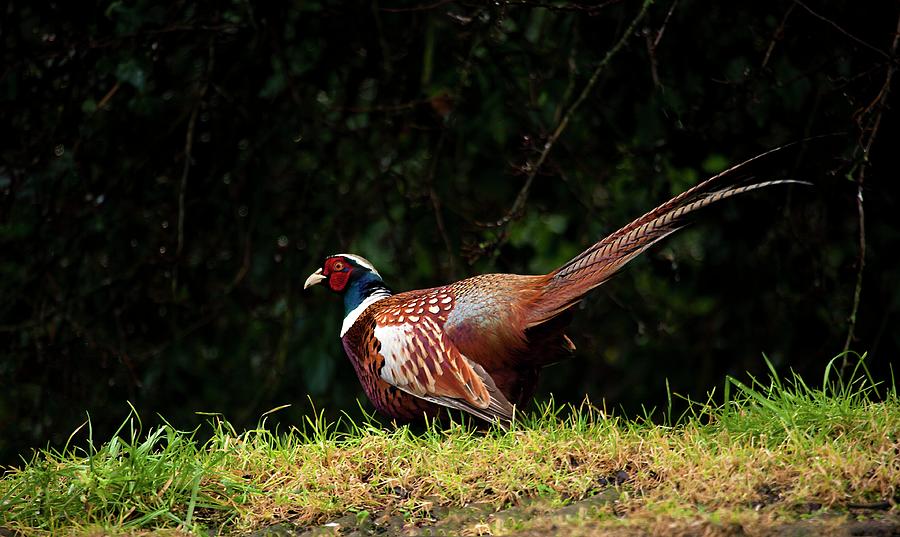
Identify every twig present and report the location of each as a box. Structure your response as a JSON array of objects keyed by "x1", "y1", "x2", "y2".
[
  {"x1": 380, "y1": 0, "x2": 625, "y2": 13},
  {"x1": 553, "y1": 32, "x2": 579, "y2": 125},
  {"x1": 227, "y1": 213, "x2": 254, "y2": 293},
  {"x1": 379, "y1": 0, "x2": 456, "y2": 13},
  {"x1": 645, "y1": 32, "x2": 659, "y2": 88},
  {"x1": 96, "y1": 81, "x2": 121, "y2": 110},
  {"x1": 652, "y1": 0, "x2": 676, "y2": 49},
  {"x1": 430, "y1": 187, "x2": 456, "y2": 273},
  {"x1": 760, "y1": 3, "x2": 795, "y2": 70},
  {"x1": 176, "y1": 107, "x2": 198, "y2": 262},
  {"x1": 372, "y1": 0, "x2": 394, "y2": 76},
  {"x1": 420, "y1": 17, "x2": 491, "y2": 275},
  {"x1": 842, "y1": 180, "x2": 867, "y2": 359},
  {"x1": 174, "y1": 40, "x2": 215, "y2": 296},
  {"x1": 427, "y1": 132, "x2": 457, "y2": 276},
  {"x1": 793, "y1": 0, "x2": 890, "y2": 60},
  {"x1": 646, "y1": 0, "x2": 677, "y2": 87},
  {"x1": 480, "y1": 0, "x2": 654, "y2": 229},
  {"x1": 501, "y1": 0, "x2": 625, "y2": 13},
  {"x1": 841, "y1": 12, "x2": 900, "y2": 368},
  {"x1": 338, "y1": 99, "x2": 428, "y2": 114}
]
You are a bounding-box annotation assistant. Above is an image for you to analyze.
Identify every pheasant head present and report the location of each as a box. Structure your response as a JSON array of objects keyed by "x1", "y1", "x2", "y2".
[
  {"x1": 304, "y1": 253, "x2": 383, "y2": 292},
  {"x1": 305, "y1": 253, "x2": 393, "y2": 336}
]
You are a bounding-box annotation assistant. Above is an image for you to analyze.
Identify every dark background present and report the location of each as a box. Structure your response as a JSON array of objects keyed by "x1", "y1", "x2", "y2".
[{"x1": 2, "y1": 1, "x2": 898, "y2": 465}]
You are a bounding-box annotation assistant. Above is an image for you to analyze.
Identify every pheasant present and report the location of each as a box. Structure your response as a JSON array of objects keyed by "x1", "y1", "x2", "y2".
[{"x1": 304, "y1": 164, "x2": 807, "y2": 426}]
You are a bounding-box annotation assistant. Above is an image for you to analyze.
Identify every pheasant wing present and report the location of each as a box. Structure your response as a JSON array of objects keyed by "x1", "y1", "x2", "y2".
[{"x1": 373, "y1": 311, "x2": 514, "y2": 425}]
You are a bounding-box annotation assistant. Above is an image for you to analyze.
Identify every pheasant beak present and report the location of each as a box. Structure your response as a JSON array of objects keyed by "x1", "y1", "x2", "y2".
[{"x1": 304, "y1": 268, "x2": 326, "y2": 289}]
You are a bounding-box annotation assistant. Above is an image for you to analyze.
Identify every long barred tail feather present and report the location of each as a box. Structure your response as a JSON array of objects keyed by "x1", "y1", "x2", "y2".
[{"x1": 525, "y1": 178, "x2": 811, "y2": 327}]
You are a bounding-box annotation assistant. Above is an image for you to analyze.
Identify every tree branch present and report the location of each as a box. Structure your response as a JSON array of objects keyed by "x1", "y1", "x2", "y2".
[
  {"x1": 480, "y1": 0, "x2": 654, "y2": 230},
  {"x1": 760, "y1": 3, "x2": 795, "y2": 70},
  {"x1": 173, "y1": 40, "x2": 215, "y2": 297},
  {"x1": 646, "y1": 0, "x2": 678, "y2": 88},
  {"x1": 841, "y1": 11, "x2": 900, "y2": 368},
  {"x1": 793, "y1": 0, "x2": 891, "y2": 60}
]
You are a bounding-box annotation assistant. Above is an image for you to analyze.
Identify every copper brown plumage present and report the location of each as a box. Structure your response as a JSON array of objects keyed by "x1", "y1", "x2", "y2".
[{"x1": 304, "y1": 169, "x2": 809, "y2": 427}]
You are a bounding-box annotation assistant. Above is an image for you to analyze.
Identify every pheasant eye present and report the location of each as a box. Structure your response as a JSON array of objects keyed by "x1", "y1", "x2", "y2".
[{"x1": 332, "y1": 261, "x2": 344, "y2": 271}]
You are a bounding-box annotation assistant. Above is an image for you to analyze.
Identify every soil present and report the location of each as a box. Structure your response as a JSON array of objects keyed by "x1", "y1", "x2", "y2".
[{"x1": 244, "y1": 490, "x2": 900, "y2": 537}]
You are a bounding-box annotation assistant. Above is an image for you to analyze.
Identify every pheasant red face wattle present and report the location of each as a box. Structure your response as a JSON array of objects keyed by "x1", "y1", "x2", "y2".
[
  {"x1": 304, "y1": 255, "x2": 357, "y2": 292},
  {"x1": 323, "y1": 257, "x2": 352, "y2": 292}
]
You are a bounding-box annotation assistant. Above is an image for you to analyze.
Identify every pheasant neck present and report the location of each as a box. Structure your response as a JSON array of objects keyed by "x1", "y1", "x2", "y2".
[{"x1": 340, "y1": 274, "x2": 392, "y2": 337}]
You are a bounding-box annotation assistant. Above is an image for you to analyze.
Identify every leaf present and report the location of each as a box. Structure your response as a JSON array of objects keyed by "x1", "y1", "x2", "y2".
[
  {"x1": 701, "y1": 154, "x2": 729, "y2": 174},
  {"x1": 115, "y1": 59, "x2": 146, "y2": 92}
]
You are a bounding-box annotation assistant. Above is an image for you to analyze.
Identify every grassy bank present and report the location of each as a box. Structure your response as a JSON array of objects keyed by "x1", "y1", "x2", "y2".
[{"x1": 1, "y1": 357, "x2": 897, "y2": 535}]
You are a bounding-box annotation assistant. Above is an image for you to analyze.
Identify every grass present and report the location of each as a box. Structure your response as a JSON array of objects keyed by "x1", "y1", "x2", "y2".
[{"x1": 1, "y1": 355, "x2": 898, "y2": 536}]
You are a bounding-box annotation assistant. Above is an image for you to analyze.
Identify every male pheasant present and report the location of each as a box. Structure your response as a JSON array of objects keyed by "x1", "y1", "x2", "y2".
[{"x1": 304, "y1": 168, "x2": 806, "y2": 426}]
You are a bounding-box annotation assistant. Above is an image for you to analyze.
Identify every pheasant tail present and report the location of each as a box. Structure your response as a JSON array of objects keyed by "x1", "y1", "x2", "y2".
[{"x1": 526, "y1": 178, "x2": 808, "y2": 327}]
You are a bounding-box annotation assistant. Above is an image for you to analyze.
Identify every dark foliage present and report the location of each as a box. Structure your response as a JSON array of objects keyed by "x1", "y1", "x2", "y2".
[{"x1": 2, "y1": 0, "x2": 898, "y2": 464}]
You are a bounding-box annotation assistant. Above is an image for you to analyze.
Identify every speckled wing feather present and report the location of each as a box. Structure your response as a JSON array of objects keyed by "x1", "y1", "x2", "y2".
[
  {"x1": 372, "y1": 290, "x2": 516, "y2": 424},
  {"x1": 527, "y1": 179, "x2": 808, "y2": 326}
]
